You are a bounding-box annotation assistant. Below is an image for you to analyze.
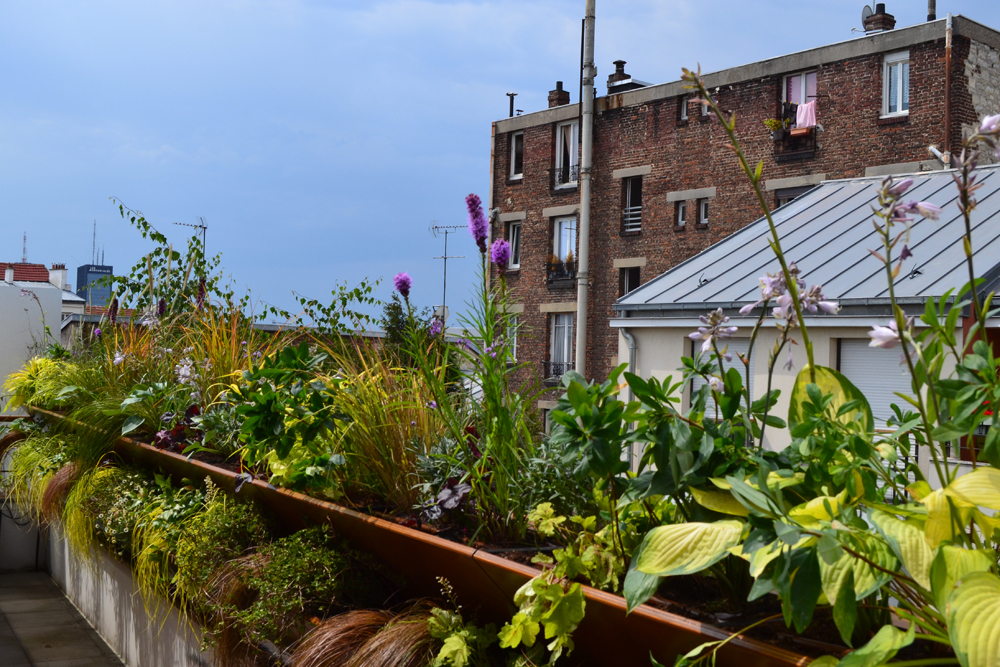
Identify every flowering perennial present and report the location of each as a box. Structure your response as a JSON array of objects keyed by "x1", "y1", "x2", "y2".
[
  {"x1": 393, "y1": 272, "x2": 412, "y2": 299},
  {"x1": 490, "y1": 238, "x2": 511, "y2": 274},
  {"x1": 466, "y1": 193, "x2": 489, "y2": 254},
  {"x1": 688, "y1": 308, "x2": 738, "y2": 353}
]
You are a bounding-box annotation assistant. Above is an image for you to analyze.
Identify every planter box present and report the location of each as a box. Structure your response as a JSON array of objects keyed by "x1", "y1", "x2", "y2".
[{"x1": 32, "y1": 409, "x2": 810, "y2": 667}]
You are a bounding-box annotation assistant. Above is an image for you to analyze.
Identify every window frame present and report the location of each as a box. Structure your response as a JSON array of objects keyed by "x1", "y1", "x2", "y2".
[
  {"x1": 675, "y1": 201, "x2": 687, "y2": 227},
  {"x1": 882, "y1": 50, "x2": 910, "y2": 118},
  {"x1": 554, "y1": 121, "x2": 579, "y2": 189},
  {"x1": 510, "y1": 132, "x2": 524, "y2": 180},
  {"x1": 550, "y1": 313, "x2": 574, "y2": 366},
  {"x1": 697, "y1": 198, "x2": 709, "y2": 226},
  {"x1": 508, "y1": 315, "x2": 518, "y2": 361},
  {"x1": 679, "y1": 95, "x2": 688, "y2": 121},
  {"x1": 553, "y1": 215, "x2": 577, "y2": 262},
  {"x1": 622, "y1": 175, "x2": 643, "y2": 233},
  {"x1": 620, "y1": 266, "x2": 641, "y2": 296},
  {"x1": 782, "y1": 70, "x2": 818, "y2": 106},
  {"x1": 506, "y1": 221, "x2": 521, "y2": 270}
]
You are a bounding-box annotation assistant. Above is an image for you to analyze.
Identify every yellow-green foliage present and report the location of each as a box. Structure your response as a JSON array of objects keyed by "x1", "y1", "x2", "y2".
[
  {"x1": 3, "y1": 357, "x2": 56, "y2": 411},
  {"x1": 4, "y1": 433, "x2": 69, "y2": 519}
]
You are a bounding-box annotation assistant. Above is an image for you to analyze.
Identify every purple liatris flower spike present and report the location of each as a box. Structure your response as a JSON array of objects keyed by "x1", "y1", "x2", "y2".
[
  {"x1": 109, "y1": 297, "x2": 119, "y2": 324},
  {"x1": 196, "y1": 278, "x2": 206, "y2": 310},
  {"x1": 490, "y1": 239, "x2": 511, "y2": 273},
  {"x1": 466, "y1": 193, "x2": 489, "y2": 254},
  {"x1": 393, "y1": 272, "x2": 412, "y2": 299},
  {"x1": 158, "y1": 298, "x2": 166, "y2": 317},
  {"x1": 93, "y1": 328, "x2": 102, "y2": 338},
  {"x1": 428, "y1": 318, "x2": 443, "y2": 336}
]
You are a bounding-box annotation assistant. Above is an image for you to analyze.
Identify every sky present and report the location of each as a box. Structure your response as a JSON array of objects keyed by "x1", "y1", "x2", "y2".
[{"x1": 3, "y1": 1, "x2": 1000, "y2": 325}]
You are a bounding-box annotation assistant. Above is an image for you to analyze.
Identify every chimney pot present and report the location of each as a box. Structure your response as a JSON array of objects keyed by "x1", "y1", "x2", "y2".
[
  {"x1": 548, "y1": 81, "x2": 570, "y2": 108},
  {"x1": 607, "y1": 60, "x2": 631, "y2": 91},
  {"x1": 863, "y1": 4, "x2": 895, "y2": 31},
  {"x1": 4, "y1": 266, "x2": 13, "y2": 284}
]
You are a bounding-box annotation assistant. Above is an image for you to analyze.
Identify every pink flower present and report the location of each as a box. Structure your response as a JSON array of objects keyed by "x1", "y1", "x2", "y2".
[
  {"x1": 689, "y1": 308, "x2": 738, "y2": 353},
  {"x1": 466, "y1": 193, "x2": 489, "y2": 254},
  {"x1": 980, "y1": 114, "x2": 1000, "y2": 134},
  {"x1": 868, "y1": 320, "x2": 900, "y2": 349},
  {"x1": 393, "y1": 272, "x2": 412, "y2": 299},
  {"x1": 887, "y1": 178, "x2": 914, "y2": 197},
  {"x1": 708, "y1": 376, "x2": 723, "y2": 392}
]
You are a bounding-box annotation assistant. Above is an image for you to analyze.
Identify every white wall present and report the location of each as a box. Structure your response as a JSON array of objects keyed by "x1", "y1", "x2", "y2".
[
  {"x1": 49, "y1": 525, "x2": 212, "y2": 667},
  {"x1": 0, "y1": 282, "x2": 63, "y2": 413}
]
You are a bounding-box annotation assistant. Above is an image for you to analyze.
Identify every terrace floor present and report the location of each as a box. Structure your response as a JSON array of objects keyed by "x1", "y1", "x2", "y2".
[{"x1": 0, "y1": 572, "x2": 123, "y2": 667}]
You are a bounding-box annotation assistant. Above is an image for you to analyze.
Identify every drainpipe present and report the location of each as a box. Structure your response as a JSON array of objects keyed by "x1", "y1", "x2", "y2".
[
  {"x1": 944, "y1": 14, "x2": 952, "y2": 162},
  {"x1": 621, "y1": 328, "x2": 637, "y2": 469},
  {"x1": 575, "y1": 0, "x2": 595, "y2": 378}
]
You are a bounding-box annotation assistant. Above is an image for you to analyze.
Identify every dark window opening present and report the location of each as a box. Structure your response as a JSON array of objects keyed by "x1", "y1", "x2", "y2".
[
  {"x1": 774, "y1": 185, "x2": 813, "y2": 209},
  {"x1": 622, "y1": 176, "x2": 642, "y2": 233},
  {"x1": 620, "y1": 266, "x2": 641, "y2": 296},
  {"x1": 511, "y1": 132, "x2": 524, "y2": 178}
]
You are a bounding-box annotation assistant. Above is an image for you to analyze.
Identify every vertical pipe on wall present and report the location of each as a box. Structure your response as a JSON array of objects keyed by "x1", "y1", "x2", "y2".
[
  {"x1": 575, "y1": 0, "x2": 595, "y2": 378},
  {"x1": 944, "y1": 14, "x2": 953, "y2": 160},
  {"x1": 621, "y1": 328, "x2": 637, "y2": 469}
]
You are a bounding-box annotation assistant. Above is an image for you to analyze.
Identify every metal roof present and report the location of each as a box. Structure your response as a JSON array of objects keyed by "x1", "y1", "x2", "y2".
[{"x1": 614, "y1": 164, "x2": 1000, "y2": 315}]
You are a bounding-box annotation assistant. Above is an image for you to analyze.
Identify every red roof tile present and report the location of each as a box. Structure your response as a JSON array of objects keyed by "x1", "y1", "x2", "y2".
[{"x1": 1, "y1": 263, "x2": 49, "y2": 282}]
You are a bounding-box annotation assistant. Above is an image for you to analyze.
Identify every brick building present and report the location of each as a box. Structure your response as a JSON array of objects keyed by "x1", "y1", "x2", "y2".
[{"x1": 488, "y1": 11, "x2": 1000, "y2": 407}]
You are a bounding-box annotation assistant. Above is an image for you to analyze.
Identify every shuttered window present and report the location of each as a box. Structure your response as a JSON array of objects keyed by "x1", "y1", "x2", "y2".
[{"x1": 837, "y1": 339, "x2": 913, "y2": 425}]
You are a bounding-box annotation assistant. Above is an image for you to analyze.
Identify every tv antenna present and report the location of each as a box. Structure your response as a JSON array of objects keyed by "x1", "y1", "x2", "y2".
[
  {"x1": 429, "y1": 222, "x2": 465, "y2": 322},
  {"x1": 174, "y1": 217, "x2": 209, "y2": 259},
  {"x1": 92, "y1": 220, "x2": 97, "y2": 264},
  {"x1": 22, "y1": 232, "x2": 27, "y2": 263}
]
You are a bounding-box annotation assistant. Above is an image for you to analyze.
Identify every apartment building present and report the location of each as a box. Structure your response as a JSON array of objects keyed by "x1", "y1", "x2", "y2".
[{"x1": 488, "y1": 9, "x2": 1000, "y2": 403}]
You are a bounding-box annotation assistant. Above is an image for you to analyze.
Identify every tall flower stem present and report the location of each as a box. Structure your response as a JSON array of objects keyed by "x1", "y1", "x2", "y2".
[{"x1": 684, "y1": 69, "x2": 816, "y2": 383}]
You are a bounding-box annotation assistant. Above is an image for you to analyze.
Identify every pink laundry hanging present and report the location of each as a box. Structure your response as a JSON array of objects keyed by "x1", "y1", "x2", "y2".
[{"x1": 796, "y1": 100, "x2": 817, "y2": 128}]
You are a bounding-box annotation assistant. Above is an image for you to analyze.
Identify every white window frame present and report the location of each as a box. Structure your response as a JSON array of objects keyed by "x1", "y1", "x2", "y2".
[
  {"x1": 620, "y1": 266, "x2": 640, "y2": 296},
  {"x1": 508, "y1": 315, "x2": 518, "y2": 361},
  {"x1": 555, "y1": 121, "x2": 579, "y2": 188},
  {"x1": 507, "y1": 221, "x2": 521, "y2": 269},
  {"x1": 553, "y1": 215, "x2": 577, "y2": 261},
  {"x1": 698, "y1": 198, "x2": 709, "y2": 225},
  {"x1": 623, "y1": 176, "x2": 642, "y2": 233},
  {"x1": 782, "y1": 70, "x2": 818, "y2": 105},
  {"x1": 882, "y1": 50, "x2": 910, "y2": 118},
  {"x1": 700, "y1": 97, "x2": 710, "y2": 116},
  {"x1": 676, "y1": 201, "x2": 687, "y2": 227},
  {"x1": 550, "y1": 313, "x2": 574, "y2": 366},
  {"x1": 510, "y1": 132, "x2": 524, "y2": 180},
  {"x1": 679, "y1": 95, "x2": 688, "y2": 121}
]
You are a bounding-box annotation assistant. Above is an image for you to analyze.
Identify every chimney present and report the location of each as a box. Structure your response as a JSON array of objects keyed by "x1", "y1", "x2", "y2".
[
  {"x1": 608, "y1": 60, "x2": 630, "y2": 90},
  {"x1": 4, "y1": 265, "x2": 13, "y2": 284},
  {"x1": 927, "y1": 0, "x2": 936, "y2": 21},
  {"x1": 864, "y1": 4, "x2": 896, "y2": 32},
  {"x1": 50, "y1": 263, "x2": 68, "y2": 290},
  {"x1": 548, "y1": 81, "x2": 570, "y2": 108}
]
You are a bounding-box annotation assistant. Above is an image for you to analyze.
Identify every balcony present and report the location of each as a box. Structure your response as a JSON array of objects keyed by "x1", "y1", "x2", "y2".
[
  {"x1": 546, "y1": 258, "x2": 576, "y2": 286},
  {"x1": 542, "y1": 360, "x2": 573, "y2": 383},
  {"x1": 622, "y1": 205, "x2": 642, "y2": 234},
  {"x1": 773, "y1": 126, "x2": 817, "y2": 163},
  {"x1": 554, "y1": 163, "x2": 579, "y2": 187}
]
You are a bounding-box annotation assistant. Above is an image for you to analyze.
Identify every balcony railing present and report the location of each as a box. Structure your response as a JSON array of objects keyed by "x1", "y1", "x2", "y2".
[
  {"x1": 543, "y1": 361, "x2": 573, "y2": 380},
  {"x1": 546, "y1": 259, "x2": 577, "y2": 284},
  {"x1": 774, "y1": 126, "x2": 817, "y2": 163},
  {"x1": 554, "y1": 163, "x2": 579, "y2": 186},
  {"x1": 622, "y1": 206, "x2": 642, "y2": 233}
]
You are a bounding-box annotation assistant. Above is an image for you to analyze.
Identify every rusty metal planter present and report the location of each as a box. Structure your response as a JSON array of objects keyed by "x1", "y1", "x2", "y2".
[{"x1": 30, "y1": 409, "x2": 809, "y2": 667}]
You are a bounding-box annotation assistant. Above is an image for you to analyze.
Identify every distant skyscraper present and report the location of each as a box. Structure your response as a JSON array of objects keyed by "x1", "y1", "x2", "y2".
[{"x1": 76, "y1": 264, "x2": 113, "y2": 307}]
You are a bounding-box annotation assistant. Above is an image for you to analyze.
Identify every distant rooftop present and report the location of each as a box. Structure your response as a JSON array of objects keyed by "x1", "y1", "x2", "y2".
[{"x1": 1, "y1": 262, "x2": 49, "y2": 283}]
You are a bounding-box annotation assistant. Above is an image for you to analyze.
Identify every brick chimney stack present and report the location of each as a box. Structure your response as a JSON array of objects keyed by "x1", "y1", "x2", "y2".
[
  {"x1": 608, "y1": 60, "x2": 630, "y2": 90},
  {"x1": 548, "y1": 81, "x2": 570, "y2": 108},
  {"x1": 864, "y1": 4, "x2": 896, "y2": 32}
]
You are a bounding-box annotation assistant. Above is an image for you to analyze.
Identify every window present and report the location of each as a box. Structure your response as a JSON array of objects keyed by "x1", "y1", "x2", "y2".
[
  {"x1": 784, "y1": 71, "x2": 817, "y2": 106},
  {"x1": 774, "y1": 186, "x2": 812, "y2": 208},
  {"x1": 549, "y1": 313, "x2": 574, "y2": 377},
  {"x1": 553, "y1": 216, "x2": 577, "y2": 262},
  {"x1": 675, "y1": 201, "x2": 687, "y2": 227},
  {"x1": 507, "y1": 221, "x2": 521, "y2": 269},
  {"x1": 508, "y1": 315, "x2": 518, "y2": 361},
  {"x1": 620, "y1": 267, "x2": 641, "y2": 296},
  {"x1": 555, "y1": 121, "x2": 579, "y2": 187},
  {"x1": 883, "y1": 51, "x2": 909, "y2": 116},
  {"x1": 622, "y1": 176, "x2": 642, "y2": 233},
  {"x1": 701, "y1": 97, "x2": 710, "y2": 116},
  {"x1": 697, "y1": 198, "x2": 709, "y2": 226},
  {"x1": 679, "y1": 95, "x2": 688, "y2": 121},
  {"x1": 510, "y1": 132, "x2": 524, "y2": 179}
]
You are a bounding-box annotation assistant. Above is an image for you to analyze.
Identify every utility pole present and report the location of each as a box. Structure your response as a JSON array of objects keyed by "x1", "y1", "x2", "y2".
[
  {"x1": 575, "y1": 0, "x2": 595, "y2": 378},
  {"x1": 430, "y1": 223, "x2": 465, "y2": 323}
]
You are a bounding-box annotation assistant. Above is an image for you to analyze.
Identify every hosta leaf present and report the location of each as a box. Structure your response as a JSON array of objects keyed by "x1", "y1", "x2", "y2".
[
  {"x1": 636, "y1": 521, "x2": 744, "y2": 577},
  {"x1": 819, "y1": 537, "x2": 896, "y2": 605},
  {"x1": 788, "y1": 365, "x2": 874, "y2": 433},
  {"x1": 838, "y1": 623, "x2": 915, "y2": 667},
  {"x1": 921, "y1": 488, "x2": 974, "y2": 550},
  {"x1": 121, "y1": 415, "x2": 144, "y2": 436},
  {"x1": 623, "y1": 538, "x2": 664, "y2": 613},
  {"x1": 746, "y1": 535, "x2": 816, "y2": 578},
  {"x1": 945, "y1": 467, "x2": 1000, "y2": 510},
  {"x1": 789, "y1": 495, "x2": 844, "y2": 527},
  {"x1": 870, "y1": 509, "x2": 934, "y2": 589},
  {"x1": 688, "y1": 486, "x2": 749, "y2": 517},
  {"x1": 931, "y1": 545, "x2": 994, "y2": 615},
  {"x1": 947, "y1": 572, "x2": 1000, "y2": 667}
]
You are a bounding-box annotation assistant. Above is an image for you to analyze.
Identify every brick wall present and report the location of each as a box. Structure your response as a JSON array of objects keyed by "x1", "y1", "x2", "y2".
[{"x1": 492, "y1": 36, "x2": 971, "y2": 390}]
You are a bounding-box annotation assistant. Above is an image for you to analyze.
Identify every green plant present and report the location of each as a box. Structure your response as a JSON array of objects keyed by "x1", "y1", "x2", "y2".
[
  {"x1": 427, "y1": 578, "x2": 497, "y2": 667},
  {"x1": 763, "y1": 117, "x2": 790, "y2": 132}
]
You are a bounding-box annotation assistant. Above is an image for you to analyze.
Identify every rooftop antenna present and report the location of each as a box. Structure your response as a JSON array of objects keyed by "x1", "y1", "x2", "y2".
[
  {"x1": 22, "y1": 232, "x2": 27, "y2": 263},
  {"x1": 174, "y1": 217, "x2": 209, "y2": 269},
  {"x1": 101, "y1": 246, "x2": 105, "y2": 265},
  {"x1": 92, "y1": 220, "x2": 97, "y2": 264},
  {"x1": 429, "y1": 222, "x2": 465, "y2": 323}
]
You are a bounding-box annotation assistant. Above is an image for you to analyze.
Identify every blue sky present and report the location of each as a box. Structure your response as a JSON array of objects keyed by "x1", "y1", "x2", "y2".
[{"x1": 3, "y1": 1, "x2": 999, "y2": 324}]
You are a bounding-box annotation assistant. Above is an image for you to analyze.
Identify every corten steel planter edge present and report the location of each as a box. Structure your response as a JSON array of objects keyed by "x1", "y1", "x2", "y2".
[{"x1": 31, "y1": 409, "x2": 811, "y2": 667}]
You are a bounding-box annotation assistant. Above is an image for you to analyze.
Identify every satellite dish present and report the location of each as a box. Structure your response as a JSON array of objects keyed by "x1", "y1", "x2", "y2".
[{"x1": 861, "y1": 4, "x2": 873, "y2": 23}]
